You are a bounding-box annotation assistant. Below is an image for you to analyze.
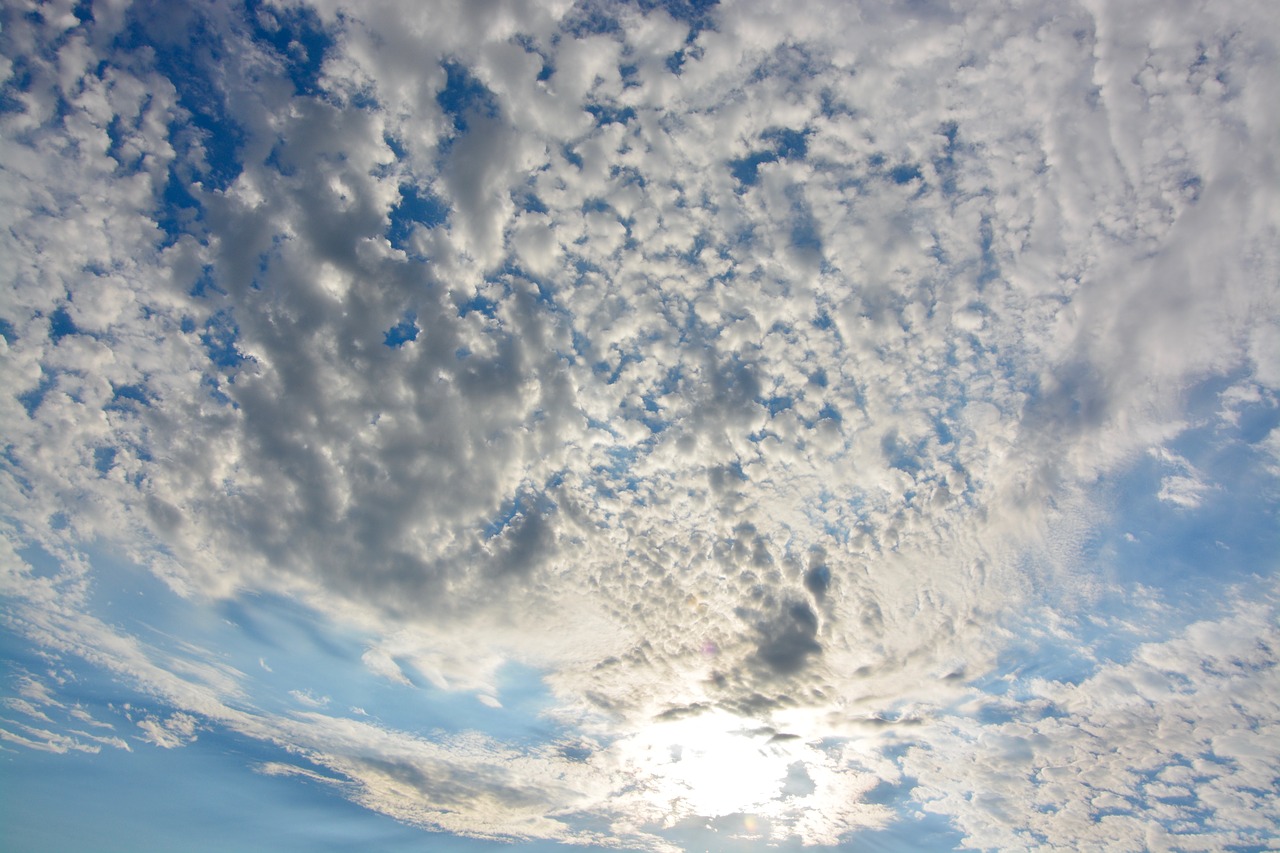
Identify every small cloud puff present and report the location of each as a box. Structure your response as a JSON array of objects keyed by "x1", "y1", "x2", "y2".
[
  {"x1": 289, "y1": 690, "x2": 331, "y2": 709},
  {"x1": 137, "y1": 712, "x2": 200, "y2": 749}
]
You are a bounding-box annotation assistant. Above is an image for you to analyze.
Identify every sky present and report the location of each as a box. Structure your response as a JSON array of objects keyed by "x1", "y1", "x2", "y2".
[{"x1": 1, "y1": 0, "x2": 1278, "y2": 850}]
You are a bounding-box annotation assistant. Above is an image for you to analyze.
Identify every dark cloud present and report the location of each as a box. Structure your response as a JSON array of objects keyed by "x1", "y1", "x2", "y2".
[{"x1": 751, "y1": 600, "x2": 822, "y2": 676}]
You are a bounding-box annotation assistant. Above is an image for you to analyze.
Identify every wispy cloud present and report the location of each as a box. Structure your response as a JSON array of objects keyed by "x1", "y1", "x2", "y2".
[{"x1": 1, "y1": 0, "x2": 1277, "y2": 849}]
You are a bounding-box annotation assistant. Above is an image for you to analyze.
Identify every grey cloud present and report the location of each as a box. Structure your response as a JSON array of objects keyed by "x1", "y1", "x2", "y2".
[
  {"x1": 803, "y1": 549, "x2": 831, "y2": 600},
  {"x1": 2, "y1": 0, "x2": 1278, "y2": 847},
  {"x1": 751, "y1": 599, "x2": 823, "y2": 676}
]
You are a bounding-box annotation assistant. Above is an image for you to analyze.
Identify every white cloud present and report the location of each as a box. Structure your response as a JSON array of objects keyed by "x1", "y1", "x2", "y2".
[
  {"x1": 288, "y1": 689, "x2": 331, "y2": 709},
  {"x1": 136, "y1": 711, "x2": 200, "y2": 749},
  {"x1": 1, "y1": 0, "x2": 1277, "y2": 848},
  {"x1": 903, "y1": 592, "x2": 1280, "y2": 851},
  {"x1": 1156, "y1": 474, "x2": 1211, "y2": 509},
  {"x1": 136, "y1": 706, "x2": 198, "y2": 747},
  {"x1": 0, "y1": 722, "x2": 106, "y2": 754}
]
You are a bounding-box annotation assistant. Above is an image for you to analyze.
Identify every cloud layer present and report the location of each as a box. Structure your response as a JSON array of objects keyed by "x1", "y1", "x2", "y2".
[{"x1": 2, "y1": 0, "x2": 1278, "y2": 849}]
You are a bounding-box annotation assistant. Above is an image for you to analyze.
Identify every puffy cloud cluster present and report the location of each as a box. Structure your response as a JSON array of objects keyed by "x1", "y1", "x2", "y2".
[
  {"x1": 1, "y1": 0, "x2": 1277, "y2": 848},
  {"x1": 906, "y1": 596, "x2": 1280, "y2": 851}
]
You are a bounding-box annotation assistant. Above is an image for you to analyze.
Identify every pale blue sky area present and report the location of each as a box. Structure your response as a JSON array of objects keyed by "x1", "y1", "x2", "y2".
[{"x1": 1, "y1": 0, "x2": 1277, "y2": 850}]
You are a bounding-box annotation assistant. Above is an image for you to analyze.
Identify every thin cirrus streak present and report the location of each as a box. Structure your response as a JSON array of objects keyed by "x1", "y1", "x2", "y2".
[{"x1": 0, "y1": 0, "x2": 1277, "y2": 851}]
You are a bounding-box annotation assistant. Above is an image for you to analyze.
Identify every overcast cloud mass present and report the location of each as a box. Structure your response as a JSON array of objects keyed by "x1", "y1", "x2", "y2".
[{"x1": 2, "y1": 0, "x2": 1279, "y2": 850}]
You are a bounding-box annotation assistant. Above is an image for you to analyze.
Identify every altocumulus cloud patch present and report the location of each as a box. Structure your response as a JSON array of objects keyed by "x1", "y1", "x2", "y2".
[{"x1": 1, "y1": 0, "x2": 1278, "y2": 851}]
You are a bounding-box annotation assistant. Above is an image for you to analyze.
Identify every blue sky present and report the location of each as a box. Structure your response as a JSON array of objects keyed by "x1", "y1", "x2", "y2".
[{"x1": 2, "y1": 0, "x2": 1278, "y2": 851}]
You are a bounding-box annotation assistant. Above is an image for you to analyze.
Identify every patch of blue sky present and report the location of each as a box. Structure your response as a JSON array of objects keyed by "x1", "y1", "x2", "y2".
[
  {"x1": 790, "y1": 217, "x2": 823, "y2": 255},
  {"x1": 972, "y1": 422, "x2": 1277, "y2": 699},
  {"x1": 0, "y1": 3, "x2": 85, "y2": 115},
  {"x1": 561, "y1": 4, "x2": 624, "y2": 38},
  {"x1": 156, "y1": 164, "x2": 205, "y2": 246},
  {"x1": 0, "y1": 446, "x2": 31, "y2": 495},
  {"x1": 0, "y1": 51, "x2": 32, "y2": 115},
  {"x1": 561, "y1": 142, "x2": 586, "y2": 169},
  {"x1": 672, "y1": 231, "x2": 711, "y2": 268},
  {"x1": 495, "y1": 264, "x2": 564, "y2": 316},
  {"x1": 1133, "y1": 766, "x2": 1213, "y2": 811},
  {"x1": 483, "y1": 495, "x2": 526, "y2": 540},
  {"x1": 98, "y1": 392, "x2": 141, "y2": 431},
  {"x1": 510, "y1": 34, "x2": 554, "y2": 83},
  {"x1": 1095, "y1": 415, "x2": 1278, "y2": 611},
  {"x1": 17, "y1": 371, "x2": 57, "y2": 417},
  {"x1": 0, "y1": 685, "x2": 548, "y2": 853},
  {"x1": 569, "y1": 329, "x2": 592, "y2": 363},
  {"x1": 0, "y1": 629, "x2": 158, "y2": 741},
  {"x1": 590, "y1": 447, "x2": 644, "y2": 499},
  {"x1": 437, "y1": 61, "x2": 499, "y2": 136},
  {"x1": 763, "y1": 127, "x2": 808, "y2": 160},
  {"x1": 651, "y1": 364, "x2": 683, "y2": 400},
  {"x1": 976, "y1": 215, "x2": 999, "y2": 287},
  {"x1": 100, "y1": 8, "x2": 254, "y2": 250},
  {"x1": 1228, "y1": 389, "x2": 1280, "y2": 445},
  {"x1": 244, "y1": 0, "x2": 332, "y2": 99},
  {"x1": 73, "y1": 549, "x2": 567, "y2": 747},
  {"x1": 515, "y1": 183, "x2": 550, "y2": 214},
  {"x1": 584, "y1": 416, "x2": 619, "y2": 437},
  {"x1": 601, "y1": 445, "x2": 639, "y2": 480},
  {"x1": 764, "y1": 395, "x2": 794, "y2": 416},
  {"x1": 931, "y1": 121, "x2": 962, "y2": 198},
  {"x1": 456, "y1": 293, "x2": 500, "y2": 319},
  {"x1": 664, "y1": 48, "x2": 689, "y2": 74},
  {"x1": 730, "y1": 128, "x2": 810, "y2": 188},
  {"x1": 104, "y1": 114, "x2": 141, "y2": 174},
  {"x1": 636, "y1": 0, "x2": 719, "y2": 31},
  {"x1": 382, "y1": 313, "x2": 419, "y2": 348},
  {"x1": 388, "y1": 183, "x2": 449, "y2": 252},
  {"x1": 467, "y1": 661, "x2": 573, "y2": 745},
  {"x1": 381, "y1": 132, "x2": 409, "y2": 165},
  {"x1": 581, "y1": 197, "x2": 614, "y2": 216},
  {"x1": 854, "y1": 800, "x2": 970, "y2": 853},
  {"x1": 976, "y1": 613, "x2": 1103, "y2": 691},
  {"x1": 889, "y1": 163, "x2": 923, "y2": 185},
  {"x1": 46, "y1": 305, "x2": 79, "y2": 342},
  {"x1": 111, "y1": 11, "x2": 244, "y2": 195},
  {"x1": 104, "y1": 382, "x2": 151, "y2": 413},
  {"x1": 880, "y1": 430, "x2": 926, "y2": 475},
  {"x1": 14, "y1": 540, "x2": 62, "y2": 579},
  {"x1": 611, "y1": 166, "x2": 647, "y2": 195},
  {"x1": 597, "y1": 349, "x2": 645, "y2": 385},
  {"x1": 92, "y1": 445, "x2": 117, "y2": 474},
  {"x1": 200, "y1": 309, "x2": 247, "y2": 369},
  {"x1": 185, "y1": 263, "x2": 222, "y2": 299},
  {"x1": 811, "y1": 403, "x2": 842, "y2": 432},
  {"x1": 197, "y1": 374, "x2": 234, "y2": 410},
  {"x1": 723, "y1": 459, "x2": 750, "y2": 482},
  {"x1": 614, "y1": 391, "x2": 664, "y2": 435}
]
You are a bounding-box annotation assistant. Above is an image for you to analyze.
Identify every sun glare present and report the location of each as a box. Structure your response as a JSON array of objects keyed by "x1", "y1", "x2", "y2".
[{"x1": 623, "y1": 709, "x2": 801, "y2": 819}]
